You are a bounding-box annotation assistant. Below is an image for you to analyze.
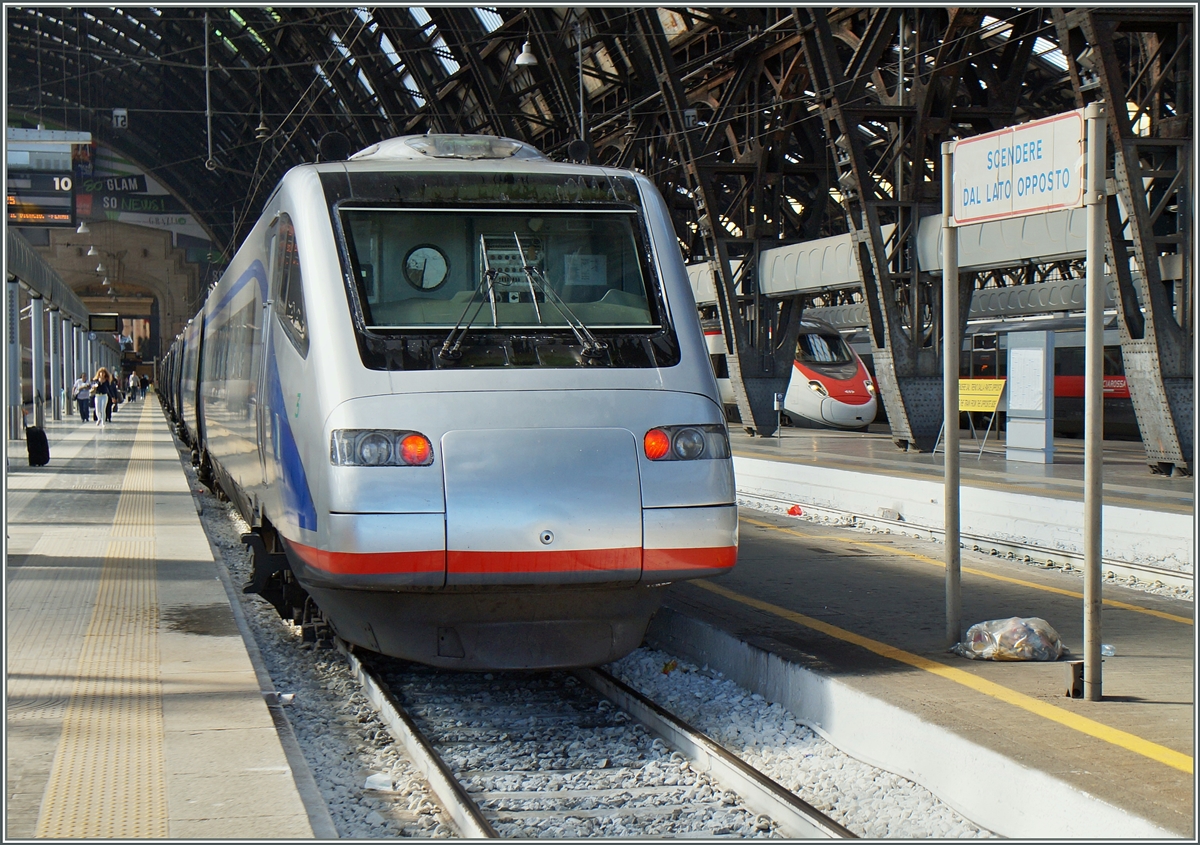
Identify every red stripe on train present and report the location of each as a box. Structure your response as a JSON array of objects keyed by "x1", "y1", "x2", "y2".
[
  {"x1": 287, "y1": 540, "x2": 443, "y2": 575},
  {"x1": 1054, "y1": 375, "x2": 1130, "y2": 399},
  {"x1": 286, "y1": 541, "x2": 735, "y2": 576},
  {"x1": 449, "y1": 548, "x2": 641, "y2": 574},
  {"x1": 644, "y1": 546, "x2": 737, "y2": 571}
]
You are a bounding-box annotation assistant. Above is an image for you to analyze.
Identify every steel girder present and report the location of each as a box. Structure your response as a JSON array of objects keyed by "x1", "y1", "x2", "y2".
[
  {"x1": 1054, "y1": 8, "x2": 1194, "y2": 476},
  {"x1": 610, "y1": 8, "x2": 836, "y2": 435},
  {"x1": 795, "y1": 8, "x2": 1077, "y2": 451}
]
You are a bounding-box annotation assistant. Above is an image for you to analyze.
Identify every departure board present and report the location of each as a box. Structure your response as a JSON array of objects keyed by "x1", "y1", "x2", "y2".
[{"x1": 6, "y1": 171, "x2": 76, "y2": 227}]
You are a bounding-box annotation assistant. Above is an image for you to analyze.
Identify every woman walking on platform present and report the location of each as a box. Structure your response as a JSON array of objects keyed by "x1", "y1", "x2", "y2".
[{"x1": 92, "y1": 367, "x2": 119, "y2": 427}]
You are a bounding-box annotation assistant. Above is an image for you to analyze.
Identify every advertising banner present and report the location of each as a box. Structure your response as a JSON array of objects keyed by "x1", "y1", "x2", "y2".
[{"x1": 73, "y1": 143, "x2": 210, "y2": 242}]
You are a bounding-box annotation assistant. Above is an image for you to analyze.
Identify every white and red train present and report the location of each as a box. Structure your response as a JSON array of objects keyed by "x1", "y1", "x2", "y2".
[{"x1": 705, "y1": 318, "x2": 878, "y2": 430}]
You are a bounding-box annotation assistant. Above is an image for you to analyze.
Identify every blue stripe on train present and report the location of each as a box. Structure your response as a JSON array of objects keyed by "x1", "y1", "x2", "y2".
[
  {"x1": 205, "y1": 257, "x2": 316, "y2": 532},
  {"x1": 267, "y1": 338, "x2": 318, "y2": 532}
]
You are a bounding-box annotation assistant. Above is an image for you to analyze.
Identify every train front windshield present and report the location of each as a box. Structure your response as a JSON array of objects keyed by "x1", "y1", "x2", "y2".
[
  {"x1": 341, "y1": 209, "x2": 655, "y2": 329},
  {"x1": 796, "y1": 330, "x2": 854, "y2": 365}
]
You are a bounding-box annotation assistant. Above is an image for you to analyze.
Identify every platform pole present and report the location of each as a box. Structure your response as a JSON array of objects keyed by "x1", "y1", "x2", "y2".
[
  {"x1": 7, "y1": 279, "x2": 23, "y2": 439},
  {"x1": 31, "y1": 295, "x2": 45, "y2": 428},
  {"x1": 63, "y1": 319, "x2": 75, "y2": 414},
  {"x1": 49, "y1": 307, "x2": 62, "y2": 421},
  {"x1": 1083, "y1": 102, "x2": 1107, "y2": 701},
  {"x1": 941, "y1": 141, "x2": 961, "y2": 647},
  {"x1": 72, "y1": 324, "x2": 83, "y2": 382}
]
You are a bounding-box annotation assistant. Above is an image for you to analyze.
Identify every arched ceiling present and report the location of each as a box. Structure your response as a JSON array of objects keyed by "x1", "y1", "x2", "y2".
[
  {"x1": 8, "y1": 6, "x2": 1191, "y2": 469},
  {"x1": 7, "y1": 6, "x2": 1084, "y2": 262}
]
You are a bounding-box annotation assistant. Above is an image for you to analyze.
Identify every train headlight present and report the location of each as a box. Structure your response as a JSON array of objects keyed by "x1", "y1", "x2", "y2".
[
  {"x1": 864, "y1": 379, "x2": 876, "y2": 394},
  {"x1": 330, "y1": 430, "x2": 435, "y2": 467},
  {"x1": 672, "y1": 427, "x2": 707, "y2": 460},
  {"x1": 358, "y1": 433, "x2": 392, "y2": 466},
  {"x1": 644, "y1": 424, "x2": 730, "y2": 461},
  {"x1": 807, "y1": 380, "x2": 829, "y2": 397}
]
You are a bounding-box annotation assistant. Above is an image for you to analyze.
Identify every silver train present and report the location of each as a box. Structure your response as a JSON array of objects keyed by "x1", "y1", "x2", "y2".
[{"x1": 159, "y1": 134, "x2": 736, "y2": 670}]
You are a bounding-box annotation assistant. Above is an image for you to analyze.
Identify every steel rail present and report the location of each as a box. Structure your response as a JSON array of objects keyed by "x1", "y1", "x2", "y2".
[
  {"x1": 575, "y1": 667, "x2": 855, "y2": 839},
  {"x1": 337, "y1": 642, "x2": 499, "y2": 838}
]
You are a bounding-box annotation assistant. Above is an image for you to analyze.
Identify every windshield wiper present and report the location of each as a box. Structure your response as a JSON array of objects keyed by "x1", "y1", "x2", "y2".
[
  {"x1": 513, "y1": 234, "x2": 609, "y2": 360},
  {"x1": 438, "y1": 234, "x2": 499, "y2": 362}
]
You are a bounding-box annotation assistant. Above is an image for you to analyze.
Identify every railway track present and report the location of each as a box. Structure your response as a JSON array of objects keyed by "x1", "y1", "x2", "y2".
[{"x1": 338, "y1": 642, "x2": 853, "y2": 839}]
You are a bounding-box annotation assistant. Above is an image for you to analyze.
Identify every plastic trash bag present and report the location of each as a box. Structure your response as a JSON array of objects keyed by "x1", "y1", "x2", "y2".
[{"x1": 951, "y1": 616, "x2": 1066, "y2": 661}]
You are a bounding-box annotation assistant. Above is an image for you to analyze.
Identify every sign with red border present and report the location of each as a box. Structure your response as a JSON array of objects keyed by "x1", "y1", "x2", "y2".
[{"x1": 951, "y1": 109, "x2": 1085, "y2": 227}]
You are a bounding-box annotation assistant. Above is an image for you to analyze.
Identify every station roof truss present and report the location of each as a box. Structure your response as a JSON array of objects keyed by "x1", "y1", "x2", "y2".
[
  {"x1": 8, "y1": 6, "x2": 1096, "y2": 257},
  {"x1": 7, "y1": 6, "x2": 1191, "y2": 471}
]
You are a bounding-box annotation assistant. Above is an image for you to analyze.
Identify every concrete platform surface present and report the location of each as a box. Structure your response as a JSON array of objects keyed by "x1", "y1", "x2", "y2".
[
  {"x1": 652, "y1": 506, "x2": 1194, "y2": 838},
  {"x1": 6, "y1": 400, "x2": 322, "y2": 838},
  {"x1": 730, "y1": 427, "x2": 1194, "y2": 581}
]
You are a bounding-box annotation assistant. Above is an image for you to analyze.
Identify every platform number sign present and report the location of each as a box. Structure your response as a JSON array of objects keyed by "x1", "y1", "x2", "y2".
[
  {"x1": 112, "y1": 108, "x2": 128, "y2": 130},
  {"x1": 6, "y1": 171, "x2": 76, "y2": 227}
]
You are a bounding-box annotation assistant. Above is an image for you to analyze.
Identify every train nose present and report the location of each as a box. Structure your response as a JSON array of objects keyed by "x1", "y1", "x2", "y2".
[{"x1": 441, "y1": 428, "x2": 643, "y2": 586}]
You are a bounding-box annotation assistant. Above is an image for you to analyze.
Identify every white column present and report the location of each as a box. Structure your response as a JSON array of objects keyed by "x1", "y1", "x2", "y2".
[
  {"x1": 7, "y1": 280, "x2": 22, "y2": 439},
  {"x1": 49, "y1": 307, "x2": 62, "y2": 420},
  {"x1": 73, "y1": 324, "x2": 83, "y2": 379},
  {"x1": 31, "y1": 295, "x2": 45, "y2": 428},
  {"x1": 63, "y1": 320, "x2": 76, "y2": 418}
]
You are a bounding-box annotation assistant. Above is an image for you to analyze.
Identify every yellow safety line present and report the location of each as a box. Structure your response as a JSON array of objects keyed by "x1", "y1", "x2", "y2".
[
  {"x1": 741, "y1": 516, "x2": 1194, "y2": 626},
  {"x1": 36, "y1": 402, "x2": 168, "y2": 838},
  {"x1": 693, "y1": 579, "x2": 1194, "y2": 774}
]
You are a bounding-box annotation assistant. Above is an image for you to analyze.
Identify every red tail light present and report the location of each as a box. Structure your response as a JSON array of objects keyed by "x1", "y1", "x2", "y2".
[
  {"x1": 399, "y1": 434, "x2": 433, "y2": 466},
  {"x1": 644, "y1": 428, "x2": 671, "y2": 460}
]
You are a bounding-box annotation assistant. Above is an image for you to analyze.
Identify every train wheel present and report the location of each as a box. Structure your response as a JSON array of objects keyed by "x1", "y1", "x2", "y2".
[{"x1": 196, "y1": 450, "x2": 215, "y2": 490}]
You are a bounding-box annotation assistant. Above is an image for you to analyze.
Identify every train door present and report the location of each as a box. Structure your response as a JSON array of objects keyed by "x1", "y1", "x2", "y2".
[{"x1": 256, "y1": 231, "x2": 278, "y2": 488}]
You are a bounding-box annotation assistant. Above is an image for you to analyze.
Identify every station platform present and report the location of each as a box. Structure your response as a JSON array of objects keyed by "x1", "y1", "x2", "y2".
[
  {"x1": 651, "y1": 505, "x2": 1195, "y2": 838},
  {"x1": 729, "y1": 426, "x2": 1194, "y2": 587},
  {"x1": 5, "y1": 399, "x2": 327, "y2": 838},
  {"x1": 6, "y1": 399, "x2": 1191, "y2": 839}
]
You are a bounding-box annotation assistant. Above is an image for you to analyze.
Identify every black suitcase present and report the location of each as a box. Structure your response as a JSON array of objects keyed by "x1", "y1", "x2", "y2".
[{"x1": 26, "y1": 425, "x2": 50, "y2": 466}]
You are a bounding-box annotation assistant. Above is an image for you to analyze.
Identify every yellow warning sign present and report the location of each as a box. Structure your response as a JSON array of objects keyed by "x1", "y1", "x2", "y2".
[{"x1": 959, "y1": 378, "x2": 1006, "y2": 412}]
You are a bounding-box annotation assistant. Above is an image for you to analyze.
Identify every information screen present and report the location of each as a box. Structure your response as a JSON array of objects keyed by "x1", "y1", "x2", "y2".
[
  {"x1": 6, "y1": 171, "x2": 76, "y2": 227},
  {"x1": 89, "y1": 313, "x2": 120, "y2": 332}
]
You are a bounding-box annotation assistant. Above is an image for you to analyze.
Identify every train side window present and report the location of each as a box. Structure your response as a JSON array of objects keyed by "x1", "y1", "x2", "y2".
[
  {"x1": 1054, "y1": 347, "x2": 1084, "y2": 375},
  {"x1": 274, "y1": 214, "x2": 309, "y2": 358},
  {"x1": 1103, "y1": 346, "x2": 1123, "y2": 376}
]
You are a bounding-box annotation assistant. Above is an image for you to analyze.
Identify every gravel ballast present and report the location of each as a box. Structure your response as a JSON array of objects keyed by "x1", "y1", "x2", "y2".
[{"x1": 183, "y1": 439, "x2": 992, "y2": 838}]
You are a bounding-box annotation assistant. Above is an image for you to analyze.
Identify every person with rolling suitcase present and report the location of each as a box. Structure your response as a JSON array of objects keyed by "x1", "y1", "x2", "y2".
[{"x1": 26, "y1": 424, "x2": 50, "y2": 466}]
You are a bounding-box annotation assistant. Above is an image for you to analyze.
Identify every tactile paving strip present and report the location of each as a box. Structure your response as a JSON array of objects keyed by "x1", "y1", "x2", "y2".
[{"x1": 36, "y1": 402, "x2": 169, "y2": 838}]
